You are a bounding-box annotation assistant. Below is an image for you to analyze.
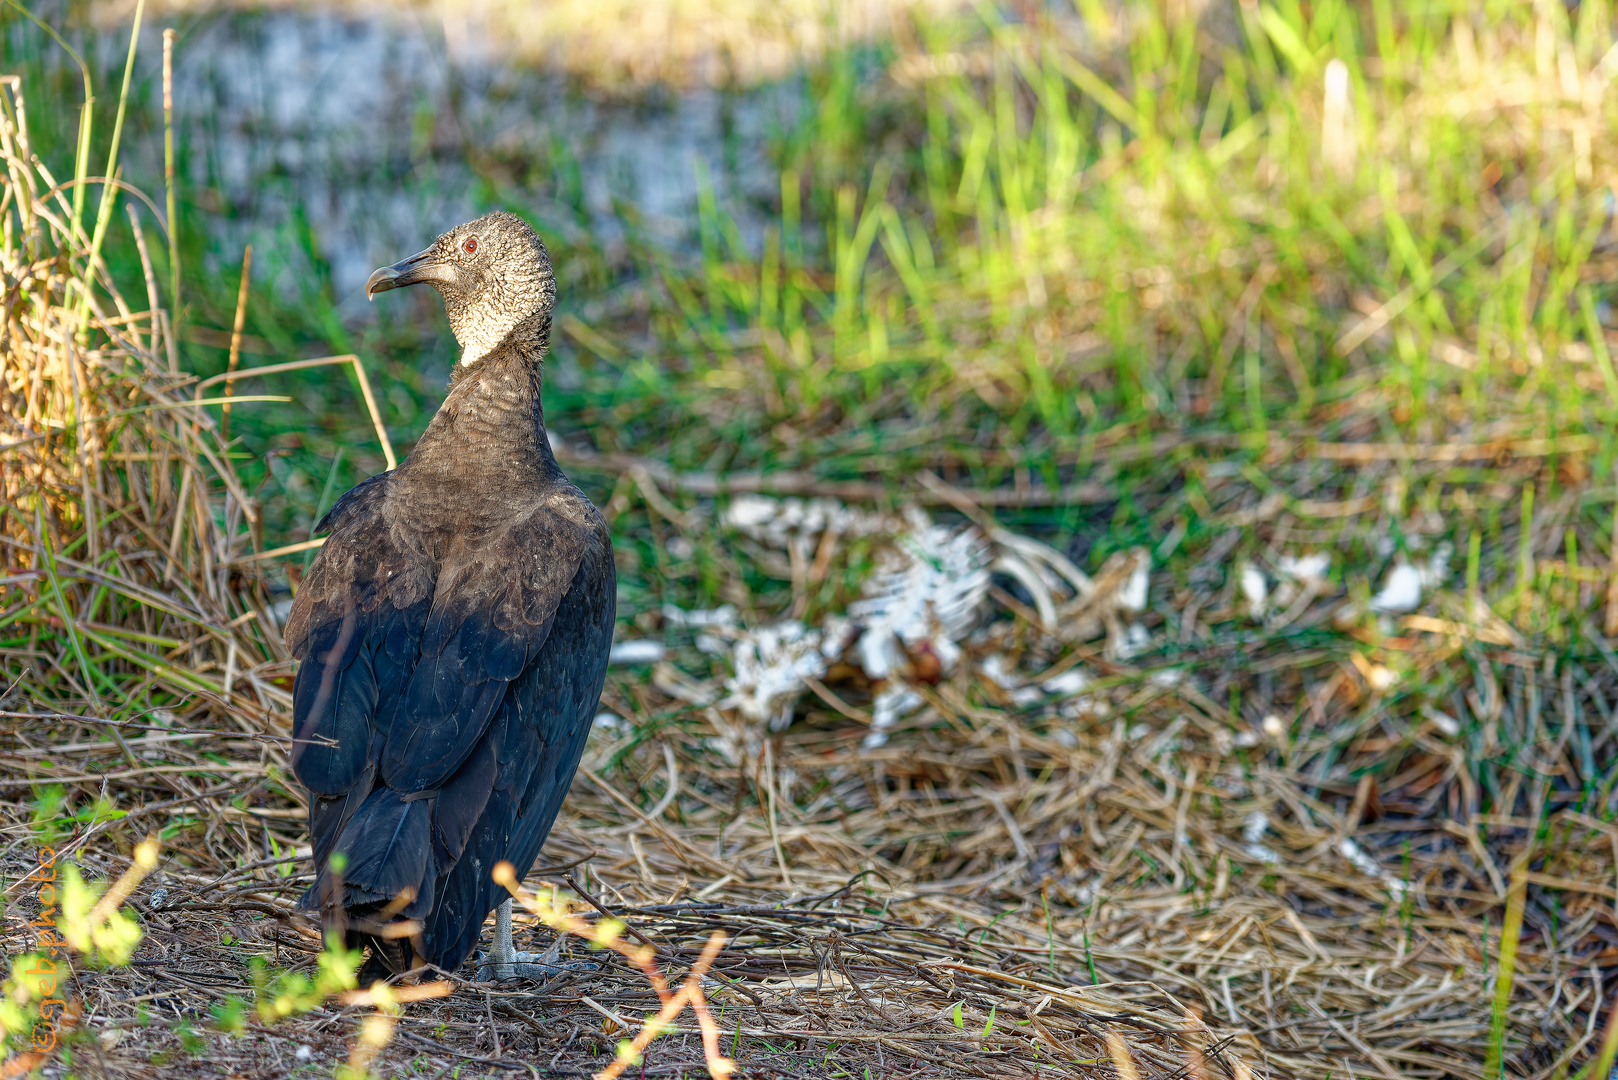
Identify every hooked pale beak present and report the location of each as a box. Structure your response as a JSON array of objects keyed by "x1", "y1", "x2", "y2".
[{"x1": 366, "y1": 247, "x2": 459, "y2": 301}]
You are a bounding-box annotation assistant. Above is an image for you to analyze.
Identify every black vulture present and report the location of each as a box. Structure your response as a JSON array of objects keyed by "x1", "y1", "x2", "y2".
[{"x1": 287, "y1": 211, "x2": 615, "y2": 983}]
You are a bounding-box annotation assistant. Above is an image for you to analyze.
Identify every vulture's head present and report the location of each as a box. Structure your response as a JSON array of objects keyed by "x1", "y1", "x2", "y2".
[{"x1": 366, "y1": 210, "x2": 556, "y2": 365}]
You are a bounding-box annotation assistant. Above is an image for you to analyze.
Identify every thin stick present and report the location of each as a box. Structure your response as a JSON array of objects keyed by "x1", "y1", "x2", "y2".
[
  {"x1": 763, "y1": 738, "x2": 794, "y2": 890},
  {"x1": 346, "y1": 351, "x2": 397, "y2": 470},
  {"x1": 124, "y1": 202, "x2": 159, "y2": 357},
  {"x1": 163, "y1": 28, "x2": 179, "y2": 323},
  {"x1": 1606, "y1": 459, "x2": 1618, "y2": 637},
  {"x1": 1516, "y1": 481, "x2": 1536, "y2": 618},
  {"x1": 563, "y1": 872, "x2": 662, "y2": 954},
  {"x1": 1335, "y1": 221, "x2": 1504, "y2": 356},
  {"x1": 77, "y1": 0, "x2": 145, "y2": 337},
  {"x1": 230, "y1": 536, "x2": 325, "y2": 565},
  {"x1": 221, "y1": 243, "x2": 251, "y2": 443},
  {"x1": 160, "y1": 308, "x2": 178, "y2": 373}
]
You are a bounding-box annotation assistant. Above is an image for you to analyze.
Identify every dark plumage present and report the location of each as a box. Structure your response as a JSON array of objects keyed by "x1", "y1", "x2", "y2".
[{"x1": 288, "y1": 211, "x2": 614, "y2": 980}]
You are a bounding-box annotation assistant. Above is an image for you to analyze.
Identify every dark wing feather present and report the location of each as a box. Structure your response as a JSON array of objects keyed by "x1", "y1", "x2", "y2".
[
  {"x1": 308, "y1": 751, "x2": 374, "y2": 870},
  {"x1": 423, "y1": 534, "x2": 615, "y2": 972},
  {"x1": 332, "y1": 789, "x2": 434, "y2": 915},
  {"x1": 289, "y1": 610, "x2": 373, "y2": 793},
  {"x1": 287, "y1": 475, "x2": 430, "y2": 799},
  {"x1": 432, "y1": 735, "x2": 500, "y2": 868},
  {"x1": 378, "y1": 501, "x2": 593, "y2": 792}
]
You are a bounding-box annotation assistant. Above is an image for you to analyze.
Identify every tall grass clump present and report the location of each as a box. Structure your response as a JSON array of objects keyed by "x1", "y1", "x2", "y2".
[
  {"x1": 0, "y1": 61, "x2": 285, "y2": 737},
  {"x1": 0, "y1": 32, "x2": 420, "y2": 1077}
]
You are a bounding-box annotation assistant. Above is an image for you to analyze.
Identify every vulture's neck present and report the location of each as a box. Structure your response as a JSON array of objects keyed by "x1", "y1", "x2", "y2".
[{"x1": 404, "y1": 312, "x2": 562, "y2": 489}]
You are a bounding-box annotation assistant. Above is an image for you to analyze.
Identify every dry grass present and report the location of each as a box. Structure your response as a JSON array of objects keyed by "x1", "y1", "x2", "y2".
[{"x1": 4, "y1": 611, "x2": 1611, "y2": 1079}]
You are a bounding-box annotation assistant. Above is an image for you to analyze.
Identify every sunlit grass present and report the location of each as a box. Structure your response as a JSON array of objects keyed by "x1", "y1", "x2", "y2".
[
  {"x1": 654, "y1": 0, "x2": 1618, "y2": 455},
  {"x1": 515, "y1": 0, "x2": 1618, "y2": 630}
]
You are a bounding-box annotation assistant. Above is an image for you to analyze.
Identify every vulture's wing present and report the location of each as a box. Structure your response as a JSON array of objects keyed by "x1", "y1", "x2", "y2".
[
  {"x1": 286, "y1": 476, "x2": 594, "y2": 888},
  {"x1": 424, "y1": 530, "x2": 615, "y2": 968}
]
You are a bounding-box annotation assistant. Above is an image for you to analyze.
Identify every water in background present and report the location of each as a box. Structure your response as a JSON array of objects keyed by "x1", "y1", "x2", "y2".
[{"x1": 127, "y1": 8, "x2": 801, "y2": 316}]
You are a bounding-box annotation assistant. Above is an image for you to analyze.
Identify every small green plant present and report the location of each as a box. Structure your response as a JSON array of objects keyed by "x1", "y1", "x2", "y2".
[
  {"x1": 56, "y1": 862, "x2": 144, "y2": 968},
  {"x1": 0, "y1": 837, "x2": 159, "y2": 1068},
  {"x1": 241, "y1": 936, "x2": 448, "y2": 1080},
  {"x1": 494, "y1": 861, "x2": 734, "y2": 1079},
  {"x1": 208, "y1": 997, "x2": 248, "y2": 1037},
  {"x1": 1485, "y1": 856, "x2": 1530, "y2": 1079},
  {"x1": 27, "y1": 786, "x2": 66, "y2": 845},
  {"x1": 266, "y1": 832, "x2": 297, "y2": 879},
  {"x1": 173, "y1": 1019, "x2": 204, "y2": 1056},
  {"x1": 248, "y1": 937, "x2": 362, "y2": 1024}
]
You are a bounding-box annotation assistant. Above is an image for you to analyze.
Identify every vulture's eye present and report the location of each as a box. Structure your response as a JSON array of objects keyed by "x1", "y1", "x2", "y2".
[{"x1": 463, "y1": 237, "x2": 478, "y2": 254}]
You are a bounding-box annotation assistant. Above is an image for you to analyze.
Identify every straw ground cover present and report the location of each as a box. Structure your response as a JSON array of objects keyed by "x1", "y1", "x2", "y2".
[{"x1": 8, "y1": 1, "x2": 1618, "y2": 1077}]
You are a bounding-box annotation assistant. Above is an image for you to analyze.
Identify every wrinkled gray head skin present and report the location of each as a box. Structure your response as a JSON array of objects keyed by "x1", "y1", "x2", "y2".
[{"x1": 366, "y1": 210, "x2": 556, "y2": 366}]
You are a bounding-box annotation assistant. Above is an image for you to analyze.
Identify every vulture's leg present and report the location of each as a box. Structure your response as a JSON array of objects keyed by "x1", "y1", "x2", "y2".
[
  {"x1": 490, "y1": 898, "x2": 517, "y2": 977},
  {"x1": 477, "y1": 898, "x2": 580, "y2": 982}
]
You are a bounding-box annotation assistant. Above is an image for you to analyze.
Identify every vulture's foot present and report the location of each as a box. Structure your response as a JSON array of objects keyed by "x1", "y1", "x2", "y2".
[
  {"x1": 476, "y1": 950, "x2": 583, "y2": 982},
  {"x1": 477, "y1": 898, "x2": 589, "y2": 982},
  {"x1": 476, "y1": 936, "x2": 591, "y2": 982}
]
